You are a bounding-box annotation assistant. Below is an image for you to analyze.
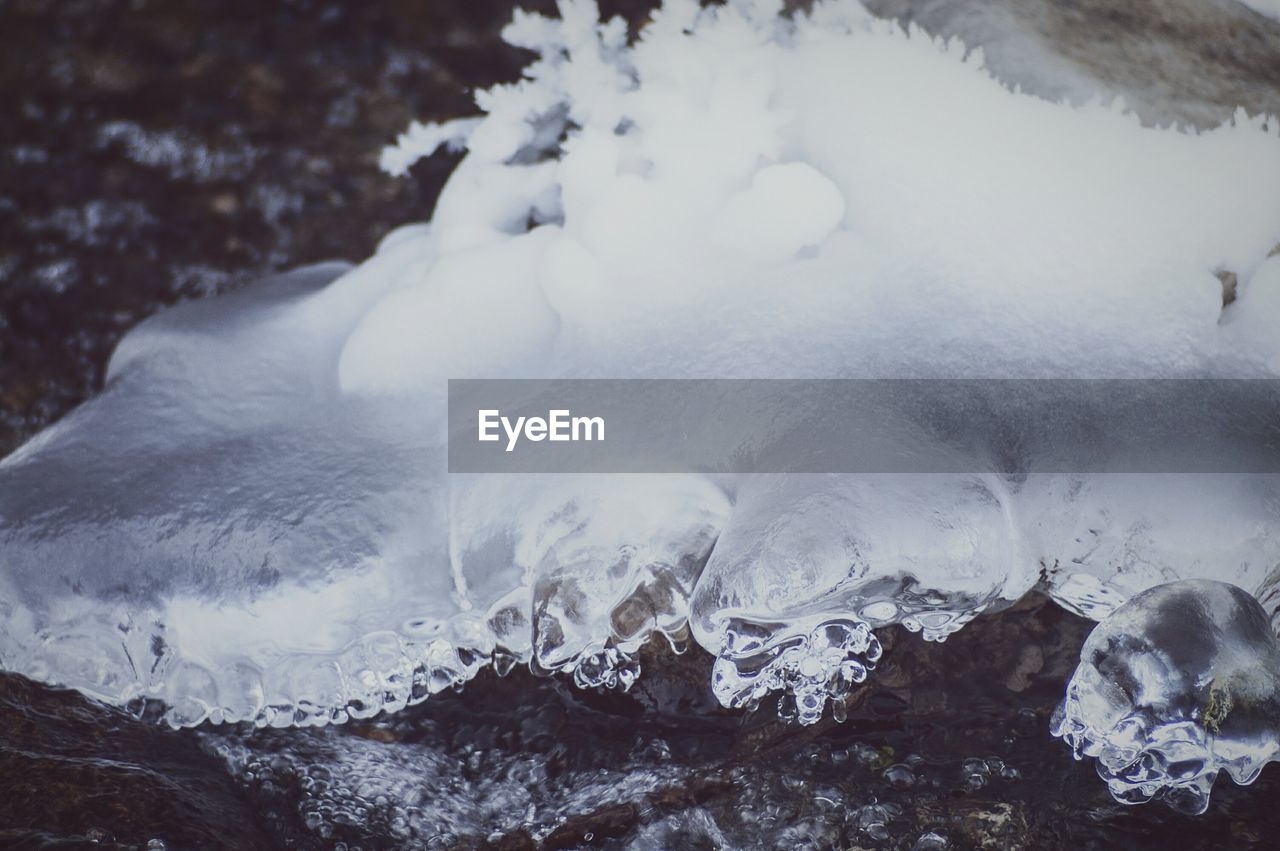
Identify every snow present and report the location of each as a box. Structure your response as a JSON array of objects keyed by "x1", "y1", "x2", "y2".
[{"x1": 1241, "y1": 0, "x2": 1280, "y2": 22}]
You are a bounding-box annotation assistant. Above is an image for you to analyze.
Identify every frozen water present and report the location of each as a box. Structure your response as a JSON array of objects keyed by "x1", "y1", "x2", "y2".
[
  {"x1": 2, "y1": 0, "x2": 1280, "y2": 741},
  {"x1": 692, "y1": 473, "x2": 1030, "y2": 723},
  {"x1": 0, "y1": 264, "x2": 729, "y2": 724},
  {"x1": 1023, "y1": 474, "x2": 1280, "y2": 622},
  {"x1": 0, "y1": 258, "x2": 491, "y2": 727},
  {"x1": 1052, "y1": 580, "x2": 1280, "y2": 814}
]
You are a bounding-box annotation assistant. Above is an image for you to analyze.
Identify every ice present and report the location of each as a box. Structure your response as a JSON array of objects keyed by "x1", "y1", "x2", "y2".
[
  {"x1": 0, "y1": 259, "x2": 489, "y2": 728},
  {"x1": 2, "y1": 0, "x2": 1280, "y2": 737},
  {"x1": 1052, "y1": 580, "x2": 1280, "y2": 814},
  {"x1": 450, "y1": 473, "x2": 729, "y2": 687},
  {"x1": 691, "y1": 473, "x2": 1031, "y2": 724},
  {"x1": 1023, "y1": 475, "x2": 1280, "y2": 622}
]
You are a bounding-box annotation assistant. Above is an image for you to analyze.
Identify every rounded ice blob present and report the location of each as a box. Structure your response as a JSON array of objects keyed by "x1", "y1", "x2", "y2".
[
  {"x1": 0, "y1": 262, "x2": 491, "y2": 727},
  {"x1": 1052, "y1": 580, "x2": 1280, "y2": 814},
  {"x1": 691, "y1": 473, "x2": 1032, "y2": 724}
]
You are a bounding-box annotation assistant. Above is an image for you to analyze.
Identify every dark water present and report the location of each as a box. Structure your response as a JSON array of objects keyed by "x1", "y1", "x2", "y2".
[
  {"x1": 4, "y1": 597, "x2": 1280, "y2": 849},
  {"x1": 3, "y1": 0, "x2": 1280, "y2": 848}
]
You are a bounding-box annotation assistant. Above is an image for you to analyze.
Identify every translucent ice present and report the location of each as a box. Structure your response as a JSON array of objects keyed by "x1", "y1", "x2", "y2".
[
  {"x1": 1242, "y1": 0, "x2": 1280, "y2": 24},
  {"x1": 450, "y1": 473, "x2": 729, "y2": 687},
  {"x1": 1052, "y1": 580, "x2": 1280, "y2": 814},
  {"x1": 0, "y1": 267, "x2": 729, "y2": 726},
  {"x1": 1023, "y1": 475, "x2": 1280, "y2": 622},
  {"x1": 2, "y1": 0, "x2": 1280, "y2": 733},
  {"x1": 0, "y1": 259, "x2": 493, "y2": 727},
  {"x1": 692, "y1": 473, "x2": 1030, "y2": 724}
]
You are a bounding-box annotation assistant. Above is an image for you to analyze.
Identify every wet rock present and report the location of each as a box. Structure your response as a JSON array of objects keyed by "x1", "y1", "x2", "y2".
[{"x1": 0, "y1": 674, "x2": 270, "y2": 849}]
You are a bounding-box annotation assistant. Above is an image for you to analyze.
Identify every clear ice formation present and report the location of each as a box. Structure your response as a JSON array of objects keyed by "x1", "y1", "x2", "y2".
[
  {"x1": 1, "y1": 1, "x2": 1280, "y2": 815},
  {"x1": 692, "y1": 473, "x2": 1030, "y2": 724},
  {"x1": 1053, "y1": 580, "x2": 1280, "y2": 815},
  {"x1": 1023, "y1": 474, "x2": 1280, "y2": 623}
]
